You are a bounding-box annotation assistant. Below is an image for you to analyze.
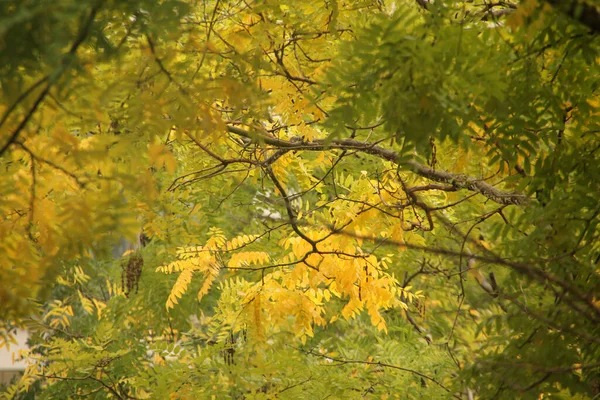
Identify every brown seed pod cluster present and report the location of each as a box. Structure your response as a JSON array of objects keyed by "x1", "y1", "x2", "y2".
[
  {"x1": 121, "y1": 253, "x2": 143, "y2": 297},
  {"x1": 414, "y1": 298, "x2": 426, "y2": 319}
]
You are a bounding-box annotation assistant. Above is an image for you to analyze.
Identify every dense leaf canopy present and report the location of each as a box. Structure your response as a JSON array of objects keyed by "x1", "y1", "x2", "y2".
[{"x1": 1, "y1": 0, "x2": 599, "y2": 399}]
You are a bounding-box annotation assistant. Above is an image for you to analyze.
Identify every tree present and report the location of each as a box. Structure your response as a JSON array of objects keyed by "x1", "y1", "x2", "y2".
[{"x1": 1, "y1": 0, "x2": 599, "y2": 398}]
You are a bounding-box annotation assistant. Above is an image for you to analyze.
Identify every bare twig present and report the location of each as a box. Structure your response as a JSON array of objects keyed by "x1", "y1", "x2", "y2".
[{"x1": 300, "y1": 348, "x2": 461, "y2": 398}]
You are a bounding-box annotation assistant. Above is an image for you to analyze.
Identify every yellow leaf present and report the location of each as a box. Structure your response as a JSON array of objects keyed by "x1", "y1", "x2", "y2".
[
  {"x1": 166, "y1": 269, "x2": 194, "y2": 309},
  {"x1": 148, "y1": 143, "x2": 177, "y2": 173},
  {"x1": 228, "y1": 251, "x2": 270, "y2": 267},
  {"x1": 78, "y1": 291, "x2": 94, "y2": 314}
]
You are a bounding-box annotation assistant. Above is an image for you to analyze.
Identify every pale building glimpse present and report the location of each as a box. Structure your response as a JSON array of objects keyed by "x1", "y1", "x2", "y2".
[{"x1": 0, "y1": 329, "x2": 28, "y2": 384}]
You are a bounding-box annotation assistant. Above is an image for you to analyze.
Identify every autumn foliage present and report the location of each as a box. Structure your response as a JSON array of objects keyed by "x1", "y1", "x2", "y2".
[{"x1": 1, "y1": 0, "x2": 600, "y2": 398}]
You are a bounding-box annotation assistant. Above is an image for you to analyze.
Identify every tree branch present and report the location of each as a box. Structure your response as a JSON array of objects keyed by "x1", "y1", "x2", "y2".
[
  {"x1": 300, "y1": 348, "x2": 461, "y2": 399},
  {"x1": 225, "y1": 125, "x2": 529, "y2": 206}
]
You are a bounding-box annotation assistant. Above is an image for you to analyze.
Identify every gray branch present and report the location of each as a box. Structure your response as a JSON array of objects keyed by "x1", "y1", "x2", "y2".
[{"x1": 226, "y1": 126, "x2": 529, "y2": 206}]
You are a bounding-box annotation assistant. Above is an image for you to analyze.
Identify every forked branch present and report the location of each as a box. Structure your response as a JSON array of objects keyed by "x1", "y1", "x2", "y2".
[{"x1": 225, "y1": 125, "x2": 529, "y2": 206}]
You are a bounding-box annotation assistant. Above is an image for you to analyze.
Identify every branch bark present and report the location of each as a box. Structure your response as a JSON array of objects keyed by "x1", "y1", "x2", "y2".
[{"x1": 226, "y1": 125, "x2": 529, "y2": 206}]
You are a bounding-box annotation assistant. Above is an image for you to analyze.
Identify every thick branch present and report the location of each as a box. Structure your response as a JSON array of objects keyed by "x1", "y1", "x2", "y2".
[{"x1": 226, "y1": 126, "x2": 529, "y2": 206}]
